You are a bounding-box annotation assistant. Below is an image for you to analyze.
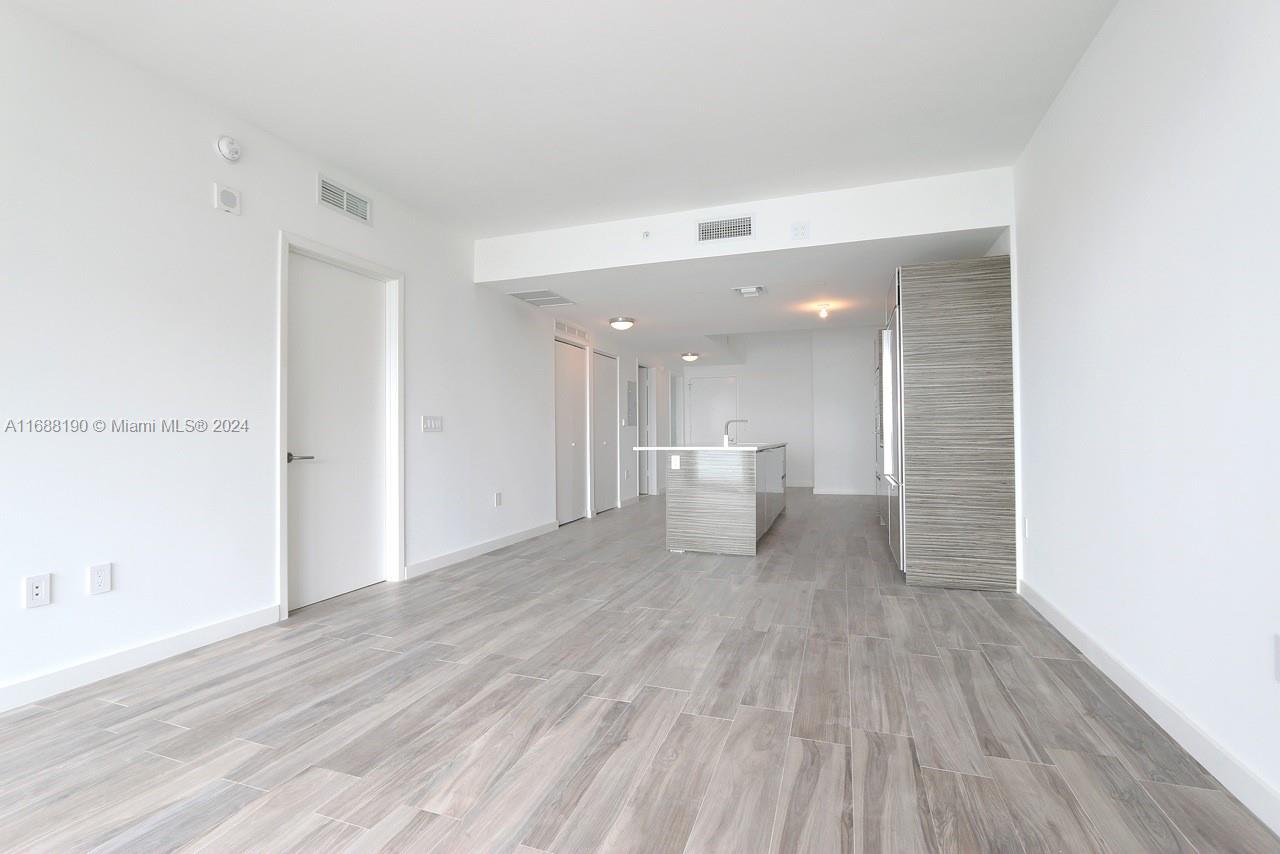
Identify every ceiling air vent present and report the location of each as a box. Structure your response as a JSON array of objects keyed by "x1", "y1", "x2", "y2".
[
  {"x1": 318, "y1": 176, "x2": 372, "y2": 224},
  {"x1": 510, "y1": 290, "x2": 575, "y2": 307},
  {"x1": 555, "y1": 320, "x2": 590, "y2": 342},
  {"x1": 698, "y1": 215, "x2": 752, "y2": 241}
]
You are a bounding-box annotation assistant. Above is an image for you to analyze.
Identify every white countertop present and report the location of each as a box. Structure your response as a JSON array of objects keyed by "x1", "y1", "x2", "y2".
[{"x1": 632, "y1": 443, "x2": 786, "y2": 452}]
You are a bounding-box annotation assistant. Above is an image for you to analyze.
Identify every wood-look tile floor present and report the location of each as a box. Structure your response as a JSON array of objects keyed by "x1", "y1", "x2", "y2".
[{"x1": 3, "y1": 492, "x2": 1276, "y2": 853}]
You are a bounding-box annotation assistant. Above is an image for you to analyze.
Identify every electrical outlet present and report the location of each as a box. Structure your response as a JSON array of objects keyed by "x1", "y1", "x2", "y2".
[
  {"x1": 89, "y1": 563, "x2": 112, "y2": 595},
  {"x1": 24, "y1": 574, "x2": 51, "y2": 608},
  {"x1": 494, "y1": 492, "x2": 502, "y2": 507}
]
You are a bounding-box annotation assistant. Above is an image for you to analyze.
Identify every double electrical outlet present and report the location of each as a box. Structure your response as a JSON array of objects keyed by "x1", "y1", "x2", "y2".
[{"x1": 23, "y1": 563, "x2": 112, "y2": 608}]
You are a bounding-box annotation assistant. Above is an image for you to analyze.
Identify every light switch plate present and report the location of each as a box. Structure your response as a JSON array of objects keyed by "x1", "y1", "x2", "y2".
[
  {"x1": 422, "y1": 415, "x2": 444, "y2": 432},
  {"x1": 670, "y1": 454, "x2": 681, "y2": 470},
  {"x1": 24, "y1": 574, "x2": 51, "y2": 608}
]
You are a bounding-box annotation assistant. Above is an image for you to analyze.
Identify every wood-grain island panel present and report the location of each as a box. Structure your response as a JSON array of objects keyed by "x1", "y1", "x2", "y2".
[{"x1": 661, "y1": 445, "x2": 786, "y2": 556}]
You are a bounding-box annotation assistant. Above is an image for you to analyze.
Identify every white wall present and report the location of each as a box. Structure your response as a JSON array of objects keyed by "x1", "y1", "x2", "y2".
[
  {"x1": 1014, "y1": 0, "x2": 1280, "y2": 832},
  {"x1": 0, "y1": 3, "x2": 555, "y2": 705},
  {"x1": 682, "y1": 329, "x2": 878, "y2": 493},
  {"x1": 812, "y1": 328, "x2": 879, "y2": 495},
  {"x1": 683, "y1": 332, "x2": 815, "y2": 487},
  {"x1": 653, "y1": 364, "x2": 671, "y2": 494},
  {"x1": 984, "y1": 227, "x2": 1011, "y2": 256},
  {"x1": 475, "y1": 168, "x2": 1013, "y2": 282}
]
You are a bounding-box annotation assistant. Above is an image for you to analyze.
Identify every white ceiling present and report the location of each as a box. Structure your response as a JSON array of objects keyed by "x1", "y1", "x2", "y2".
[
  {"x1": 488, "y1": 227, "x2": 1006, "y2": 368},
  {"x1": 27, "y1": 0, "x2": 1114, "y2": 236}
]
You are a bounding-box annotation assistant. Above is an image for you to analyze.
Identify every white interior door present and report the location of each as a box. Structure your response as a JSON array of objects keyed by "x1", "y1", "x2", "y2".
[
  {"x1": 637, "y1": 365, "x2": 650, "y2": 495},
  {"x1": 555, "y1": 340, "x2": 588, "y2": 525},
  {"x1": 287, "y1": 252, "x2": 386, "y2": 610},
  {"x1": 592, "y1": 351, "x2": 618, "y2": 513},
  {"x1": 688, "y1": 376, "x2": 739, "y2": 446}
]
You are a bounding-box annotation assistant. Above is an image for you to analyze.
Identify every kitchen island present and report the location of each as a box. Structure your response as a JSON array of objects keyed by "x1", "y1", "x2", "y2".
[{"x1": 633, "y1": 443, "x2": 786, "y2": 555}]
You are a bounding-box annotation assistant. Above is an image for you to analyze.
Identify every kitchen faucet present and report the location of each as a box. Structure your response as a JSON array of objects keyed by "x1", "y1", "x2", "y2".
[{"x1": 723, "y1": 419, "x2": 749, "y2": 447}]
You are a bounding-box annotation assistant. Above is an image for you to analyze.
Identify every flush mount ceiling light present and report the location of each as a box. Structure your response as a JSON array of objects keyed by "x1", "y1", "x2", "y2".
[
  {"x1": 609, "y1": 317, "x2": 636, "y2": 331},
  {"x1": 732, "y1": 286, "x2": 765, "y2": 298},
  {"x1": 681, "y1": 352, "x2": 700, "y2": 362},
  {"x1": 818, "y1": 303, "x2": 831, "y2": 319}
]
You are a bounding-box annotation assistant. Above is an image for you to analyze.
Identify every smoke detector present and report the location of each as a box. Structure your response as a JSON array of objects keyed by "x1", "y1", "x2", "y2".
[
  {"x1": 215, "y1": 135, "x2": 242, "y2": 162},
  {"x1": 732, "y1": 286, "x2": 765, "y2": 298}
]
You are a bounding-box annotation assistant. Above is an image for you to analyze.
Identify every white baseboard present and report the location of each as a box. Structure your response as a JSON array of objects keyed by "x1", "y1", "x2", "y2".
[
  {"x1": 812, "y1": 488, "x2": 876, "y2": 496},
  {"x1": 1021, "y1": 582, "x2": 1280, "y2": 836},
  {"x1": 0, "y1": 605, "x2": 279, "y2": 713},
  {"x1": 406, "y1": 521, "x2": 559, "y2": 578}
]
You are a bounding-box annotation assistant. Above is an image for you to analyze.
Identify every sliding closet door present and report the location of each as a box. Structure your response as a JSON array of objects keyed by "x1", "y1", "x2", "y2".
[
  {"x1": 899, "y1": 255, "x2": 1015, "y2": 589},
  {"x1": 591, "y1": 351, "x2": 618, "y2": 513},
  {"x1": 555, "y1": 340, "x2": 589, "y2": 525}
]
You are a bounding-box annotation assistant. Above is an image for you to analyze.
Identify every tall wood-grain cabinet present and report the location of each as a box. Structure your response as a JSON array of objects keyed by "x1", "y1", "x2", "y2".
[{"x1": 890, "y1": 255, "x2": 1016, "y2": 590}]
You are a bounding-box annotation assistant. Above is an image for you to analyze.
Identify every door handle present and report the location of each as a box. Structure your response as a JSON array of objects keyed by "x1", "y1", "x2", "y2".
[{"x1": 287, "y1": 452, "x2": 315, "y2": 463}]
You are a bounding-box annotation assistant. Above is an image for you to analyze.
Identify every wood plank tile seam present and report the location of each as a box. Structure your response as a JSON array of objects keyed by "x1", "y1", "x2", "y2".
[{"x1": 0, "y1": 492, "x2": 1272, "y2": 853}]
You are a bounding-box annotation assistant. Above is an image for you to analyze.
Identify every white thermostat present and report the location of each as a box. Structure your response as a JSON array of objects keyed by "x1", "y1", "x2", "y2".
[{"x1": 215, "y1": 135, "x2": 242, "y2": 162}]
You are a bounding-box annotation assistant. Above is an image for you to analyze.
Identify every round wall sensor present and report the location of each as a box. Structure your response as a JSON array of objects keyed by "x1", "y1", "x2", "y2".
[{"x1": 216, "y1": 135, "x2": 242, "y2": 162}]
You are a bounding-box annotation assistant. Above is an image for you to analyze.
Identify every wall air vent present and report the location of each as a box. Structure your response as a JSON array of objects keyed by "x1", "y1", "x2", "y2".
[
  {"x1": 318, "y1": 176, "x2": 372, "y2": 223},
  {"x1": 555, "y1": 320, "x2": 590, "y2": 342},
  {"x1": 698, "y1": 215, "x2": 752, "y2": 241},
  {"x1": 510, "y1": 290, "x2": 575, "y2": 307}
]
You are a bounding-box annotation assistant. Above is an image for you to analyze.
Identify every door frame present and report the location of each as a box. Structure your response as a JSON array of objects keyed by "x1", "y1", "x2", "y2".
[{"x1": 276, "y1": 232, "x2": 405, "y2": 620}]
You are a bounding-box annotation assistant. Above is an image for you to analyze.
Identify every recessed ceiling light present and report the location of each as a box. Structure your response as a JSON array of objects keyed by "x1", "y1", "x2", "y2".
[
  {"x1": 732, "y1": 286, "x2": 765, "y2": 298},
  {"x1": 609, "y1": 317, "x2": 635, "y2": 331},
  {"x1": 681, "y1": 352, "x2": 700, "y2": 362},
  {"x1": 818, "y1": 304, "x2": 830, "y2": 319}
]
